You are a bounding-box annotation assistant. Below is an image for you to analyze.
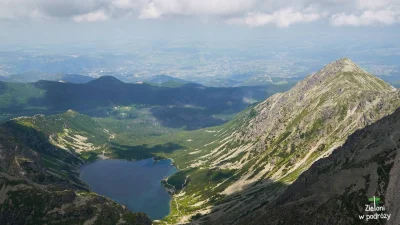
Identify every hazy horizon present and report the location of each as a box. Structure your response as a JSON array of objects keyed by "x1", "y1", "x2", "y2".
[{"x1": 1, "y1": 0, "x2": 400, "y2": 84}]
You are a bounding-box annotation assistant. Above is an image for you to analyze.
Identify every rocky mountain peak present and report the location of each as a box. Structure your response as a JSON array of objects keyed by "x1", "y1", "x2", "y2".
[
  {"x1": 298, "y1": 58, "x2": 394, "y2": 94},
  {"x1": 65, "y1": 109, "x2": 78, "y2": 116},
  {"x1": 334, "y1": 57, "x2": 364, "y2": 72},
  {"x1": 319, "y1": 57, "x2": 365, "y2": 75},
  {"x1": 191, "y1": 58, "x2": 400, "y2": 224}
]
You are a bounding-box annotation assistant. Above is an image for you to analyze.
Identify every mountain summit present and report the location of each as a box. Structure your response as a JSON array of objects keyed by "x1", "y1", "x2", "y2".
[
  {"x1": 326, "y1": 57, "x2": 365, "y2": 73},
  {"x1": 297, "y1": 58, "x2": 394, "y2": 94},
  {"x1": 179, "y1": 58, "x2": 400, "y2": 224},
  {"x1": 87, "y1": 76, "x2": 125, "y2": 86}
]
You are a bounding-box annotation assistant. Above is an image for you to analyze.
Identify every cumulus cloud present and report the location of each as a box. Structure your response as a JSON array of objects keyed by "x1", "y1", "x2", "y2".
[
  {"x1": 331, "y1": 8, "x2": 400, "y2": 26},
  {"x1": 73, "y1": 10, "x2": 109, "y2": 22},
  {"x1": 138, "y1": 0, "x2": 258, "y2": 19},
  {"x1": 0, "y1": 0, "x2": 108, "y2": 20},
  {"x1": 138, "y1": 2, "x2": 162, "y2": 19},
  {"x1": 355, "y1": 0, "x2": 396, "y2": 10},
  {"x1": 226, "y1": 8, "x2": 321, "y2": 27},
  {"x1": 0, "y1": 0, "x2": 399, "y2": 27}
]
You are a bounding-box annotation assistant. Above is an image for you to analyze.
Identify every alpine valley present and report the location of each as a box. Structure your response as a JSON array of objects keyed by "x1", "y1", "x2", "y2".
[{"x1": 1, "y1": 58, "x2": 399, "y2": 225}]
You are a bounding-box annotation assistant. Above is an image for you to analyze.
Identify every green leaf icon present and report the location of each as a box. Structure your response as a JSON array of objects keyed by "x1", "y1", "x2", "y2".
[{"x1": 368, "y1": 197, "x2": 381, "y2": 205}]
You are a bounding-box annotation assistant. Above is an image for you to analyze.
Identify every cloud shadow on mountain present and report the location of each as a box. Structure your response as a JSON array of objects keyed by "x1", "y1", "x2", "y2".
[{"x1": 109, "y1": 142, "x2": 185, "y2": 160}]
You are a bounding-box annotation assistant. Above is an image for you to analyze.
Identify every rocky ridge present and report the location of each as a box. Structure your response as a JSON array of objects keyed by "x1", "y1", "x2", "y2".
[
  {"x1": 239, "y1": 106, "x2": 400, "y2": 224},
  {"x1": 179, "y1": 58, "x2": 400, "y2": 224}
]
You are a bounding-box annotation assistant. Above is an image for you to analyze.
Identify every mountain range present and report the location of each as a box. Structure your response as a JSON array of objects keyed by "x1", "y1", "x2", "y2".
[
  {"x1": 145, "y1": 74, "x2": 191, "y2": 86},
  {"x1": 0, "y1": 58, "x2": 399, "y2": 225},
  {"x1": 0, "y1": 72, "x2": 95, "y2": 83},
  {"x1": 0, "y1": 76, "x2": 293, "y2": 130}
]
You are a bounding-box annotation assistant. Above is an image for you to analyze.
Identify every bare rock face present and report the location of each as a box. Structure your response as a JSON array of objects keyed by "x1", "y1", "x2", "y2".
[
  {"x1": 386, "y1": 131, "x2": 400, "y2": 225},
  {"x1": 239, "y1": 107, "x2": 400, "y2": 225},
  {"x1": 187, "y1": 58, "x2": 400, "y2": 224}
]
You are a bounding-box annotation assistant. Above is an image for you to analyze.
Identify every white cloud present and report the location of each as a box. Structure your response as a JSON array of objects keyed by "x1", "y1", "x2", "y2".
[
  {"x1": 226, "y1": 9, "x2": 321, "y2": 27},
  {"x1": 73, "y1": 10, "x2": 109, "y2": 22},
  {"x1": 112, "y1": 0, "x2": 139, "y2": 9},
  {"x1": 138, "y1": 2, "x2": 162, "y2": 19},
  {"x1": 355, "y1": 0, "x2": 397, "y2": 10},
  {"x1": 0, "y1": 0, "x2": 399, "y2": 27},
  {"x1": 138, "y1": 0, "x2": 258, "y2": 19},
  {"x1": 331, "y1": 8, "x2": 400, "y2": 26}
]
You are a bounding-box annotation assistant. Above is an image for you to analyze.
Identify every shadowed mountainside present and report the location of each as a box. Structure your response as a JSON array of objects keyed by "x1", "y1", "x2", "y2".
[
  {"x1": 0, "y1": 77, "x2": 293, "y2": 130},
  {"x1": 238, "y1": 106, "x2": 400, "y2": 225},
  {"x1": 0, "y1": 120, "x2": 152, "y2": 225}
]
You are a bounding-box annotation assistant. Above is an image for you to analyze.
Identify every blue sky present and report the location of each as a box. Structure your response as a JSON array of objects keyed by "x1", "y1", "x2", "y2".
[
  {"x1": 0, "y1": 0, "x2": 399, "y2": 81},
  {"x1": 1, "y1": 0, "x2": 400, "y2": 46},
  {"x1": 0, "y1": 0, "x2": 399, "y2": 59}
]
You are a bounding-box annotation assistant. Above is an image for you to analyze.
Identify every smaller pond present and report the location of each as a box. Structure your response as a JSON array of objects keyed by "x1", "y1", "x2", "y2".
[{"x1": 79, "y1": 158, "x2": 177, "y2": 220}]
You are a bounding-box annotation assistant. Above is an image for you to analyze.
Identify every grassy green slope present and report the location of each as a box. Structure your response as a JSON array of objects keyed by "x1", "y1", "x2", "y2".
[
  {"x1": 11, "y1": 110, "x2": 188, "y2": 163},
  {"x1": 6, "y1": 107, "x2": 247, "y2": 223},
  {"x1": 0, "y1": 82, "x2": 45, "y2": 106},
  {"x1": 0, "y1": 116, "x2": 153, "y2": 225},
  {"x1": 0, "y1": 82, "x2": 47, "y2": 122}
]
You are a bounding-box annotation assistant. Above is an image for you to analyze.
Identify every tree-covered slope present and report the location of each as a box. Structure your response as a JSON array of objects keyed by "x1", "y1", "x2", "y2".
[{"x1": 0, "y1": 77, "x2": 293, "y2": 130}]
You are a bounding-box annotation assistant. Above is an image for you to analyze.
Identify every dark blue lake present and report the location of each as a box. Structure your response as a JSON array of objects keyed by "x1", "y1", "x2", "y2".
[{"x1": 79, "y1": 158, "x2": 177, "y2": 220}]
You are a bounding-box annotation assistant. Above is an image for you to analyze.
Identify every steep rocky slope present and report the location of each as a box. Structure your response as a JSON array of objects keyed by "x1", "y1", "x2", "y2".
[
  {"x1": 0, "y1": 120, "x2": 152, "y2": 225},
  {"x1": 238, "y1": 106, "x2": 400, "y2": 225},
  {"x1": 164, "y1": 58, "x2": 400, "y2": 224}
]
